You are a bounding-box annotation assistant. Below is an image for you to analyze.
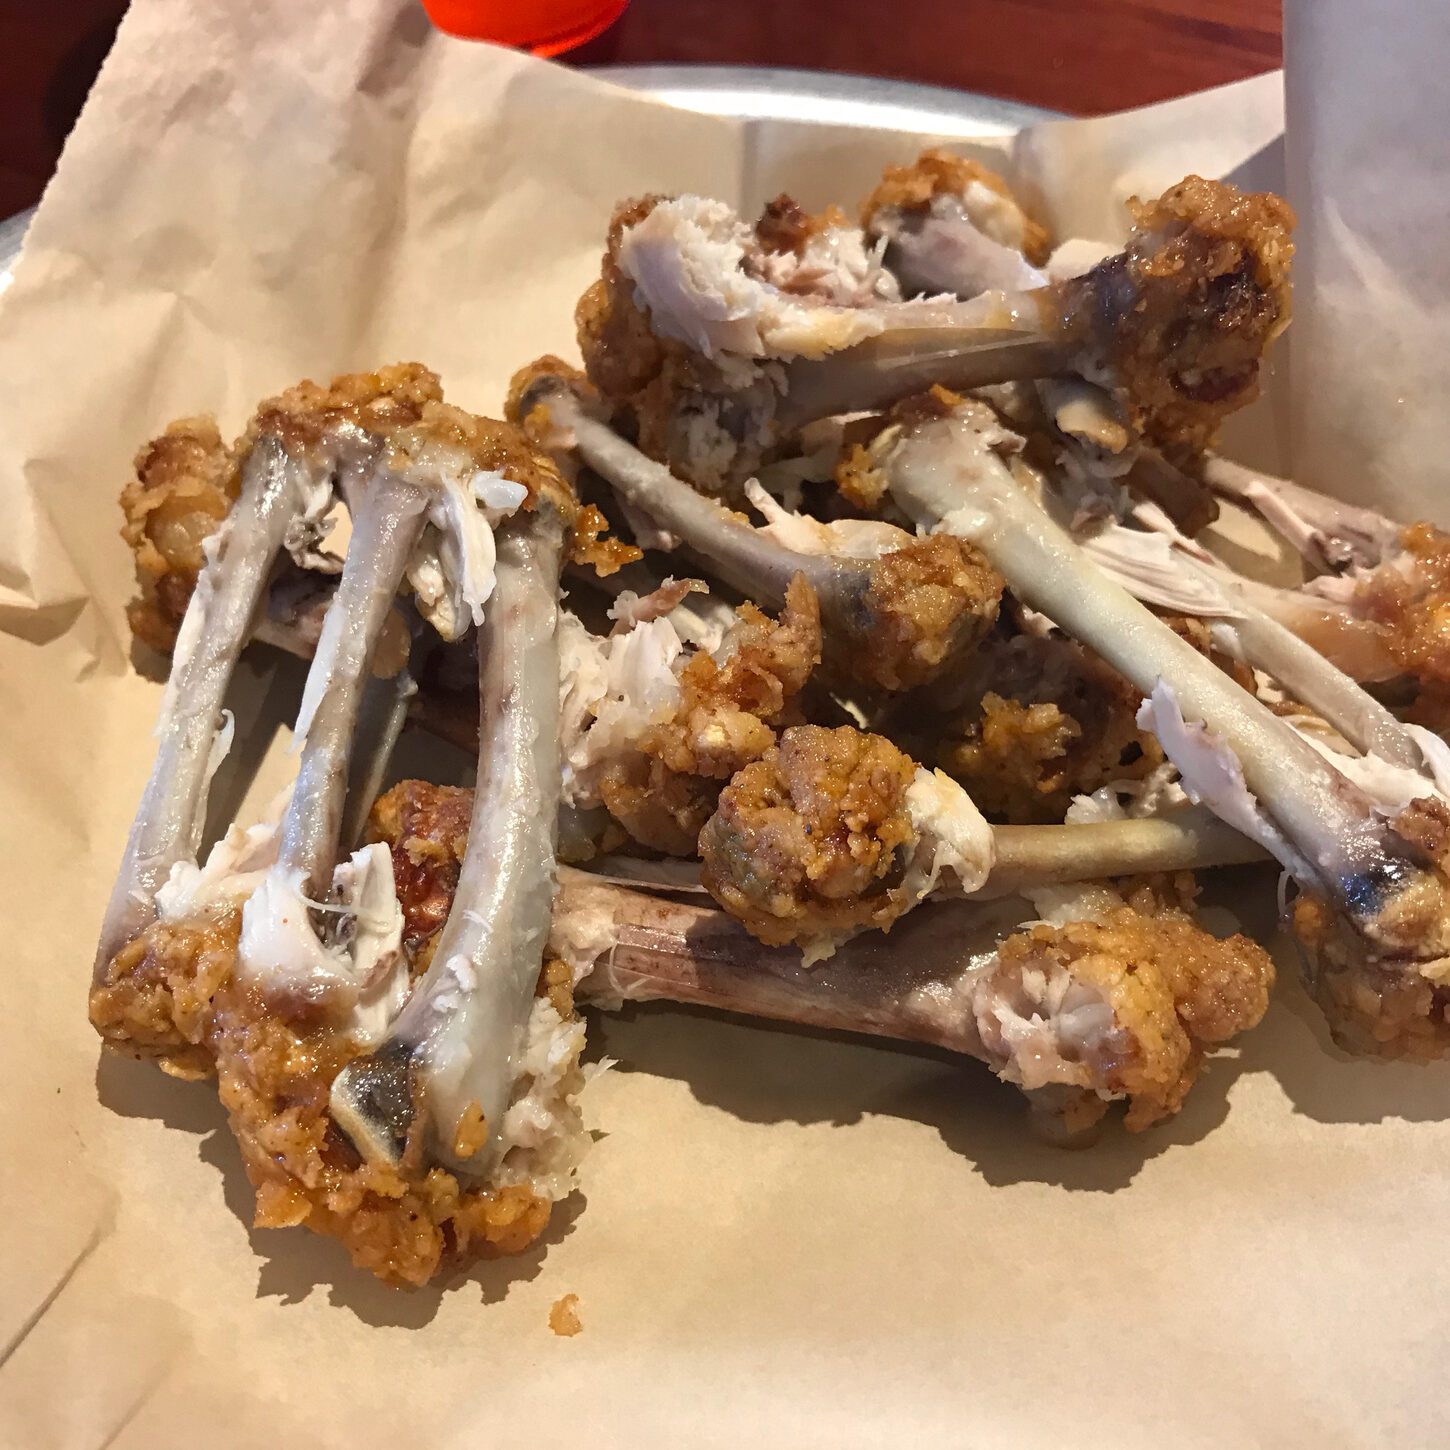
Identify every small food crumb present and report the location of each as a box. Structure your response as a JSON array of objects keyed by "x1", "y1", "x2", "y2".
[
  {"x1": 451, "y1": 1100, "x2": 488, "y2": 1159},
  {"x1": 549, "y1": 1293, "x2": 582, "y2": 1337}
]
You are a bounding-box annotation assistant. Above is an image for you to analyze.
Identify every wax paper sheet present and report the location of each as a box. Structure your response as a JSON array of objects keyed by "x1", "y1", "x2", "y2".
[{"x1": 3, "y1": 4, "x2": 1447, "y2": 1447}]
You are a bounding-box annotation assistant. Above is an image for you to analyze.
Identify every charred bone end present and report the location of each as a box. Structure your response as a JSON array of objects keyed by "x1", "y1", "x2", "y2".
[
  {"x1": 1289, "y1": 801, "x2": 1450, "y2": 1060},
  {"x1": 329, "y1": 1037, "x2": 418, "y2": 1171},
  {"x1": 1290, "y1": 890, "x2": 1450, "y2": 1061}
]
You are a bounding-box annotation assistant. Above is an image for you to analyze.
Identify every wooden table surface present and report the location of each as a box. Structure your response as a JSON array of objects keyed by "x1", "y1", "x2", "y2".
[{"x1": 1, "y1": 0, "x2": 1281, "y2": 218}]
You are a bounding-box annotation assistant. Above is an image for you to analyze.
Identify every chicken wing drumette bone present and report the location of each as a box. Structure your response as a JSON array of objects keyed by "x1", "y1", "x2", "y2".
[
  {"x1": 369, "y1": 782, "x2": 1271, "y2": 1134},
  {"x1": 568, "y1": 873, "x2": 1272, "y2": 1134},
  {"x1": 330, "y1": 498, "x2": 569, "y2": 1176},
  {"x1": 92, "y1": 371, "x2": 443, "y2": 973},
  {"x1": 859, "y1": 149, "x2": 1051, "y2": 301},
  {"x1": 95, "y1": 436, "x2": 315, "y2": 969},
  {"x1": 515, "y1": 363, "x2": 1003, "y2": 693},
  {"x1": 1197, "y1": 455, "x2": 1450, "y2": 715},
  {"x1": 1202, "y1": 454, "x2": 1403, "y2": 575},
  {"x1": 812, "y1": 175, "x2": 1293, "y2": 455},
  {"x1": 1069, "y1": 495, "x2": 1426, "y2": 770},
  {"x1": 879, "y1": 406, "x2": 1450, "y2": 1043},
  {"x1": 588, "y1": 176, "x2": 1291, "y2": 492},
  {"x1": 696, "y1": 723, "x2": 1265, "y2": 958}
]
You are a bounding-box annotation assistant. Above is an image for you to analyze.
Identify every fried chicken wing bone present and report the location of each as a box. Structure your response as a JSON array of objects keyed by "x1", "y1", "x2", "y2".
[
  {"x1": 513, "y1": 360, "x2": 1004, "y2": 694},
  {"x1": 91, "y1": 368, "x2": 592, "y2": 1285},
  {"x1": 329, "y1": 501, "x2": 570, "y2": 1178},
  {"x1": 869, "y1": 399, "x2": 1450, "y2": 1056},
  {"x1": 696, "y1": 722, "x2": 1265, "y2": 959},
  {"x1": 570, "y1": 874, "x2": 1272, "y2": 1135},
  {"x1": 576, "y1": 175, "x2": 1291, "y2": 494},
  {"x1": 370, "y1": 782, "x2": 1272, "y2": 1135}
]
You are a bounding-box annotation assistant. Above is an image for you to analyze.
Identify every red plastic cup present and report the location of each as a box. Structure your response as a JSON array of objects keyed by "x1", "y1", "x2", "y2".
[{"x1": 421, "y1": 0, "x2": 628, "y2": 56}]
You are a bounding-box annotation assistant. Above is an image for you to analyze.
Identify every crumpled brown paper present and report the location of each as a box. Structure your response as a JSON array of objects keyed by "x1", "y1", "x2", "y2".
[{"x1": 4, "y1": 3, "x2": 1449, "y2": 1447}]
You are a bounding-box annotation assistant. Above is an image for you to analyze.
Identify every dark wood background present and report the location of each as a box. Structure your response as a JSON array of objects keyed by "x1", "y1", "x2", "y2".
[{"x1": 1, "y1": 0, "x2": 1281, "y2": 219}]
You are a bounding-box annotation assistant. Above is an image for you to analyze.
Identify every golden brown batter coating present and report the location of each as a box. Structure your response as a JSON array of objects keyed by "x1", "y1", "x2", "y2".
[
  {"x1": 1060, "y1": 176, "x2": 1295, "y2": 452},
  {"x1": 369, "y1": 779, "x2": 474, "y2": 974},
  {"x1": 1354, "y1": 522, "x2": 1450, "y2": 724},
  {"x1": 89, "y1": 854, "x2": 557, "y2": 1286},
  {"x1": 856, "y1": 534, "x2": 1003, "y2": 693},
  {"x1": 121, "y1": 364, "x2": 443, "y2": 651},
  {"x1": 599, "y1": 574, "x2": 823, "y2": 854},
  {"x1": 1290, "y1": 892, "x2": 1450, "y2": 1060},
  {"x1": 935, "y1": 613, "x2": 1252, "y2": 824},
  {"x1": 994, "y1": 899, "x2": 1273, "y2": 1129},
  {"x1": 121, "y1": 365, "x2": 617, "y2": 657},
  {"x1": 574, "y1": 197, "x2": 784, "y2": 501},
  {"x1": 575, "y1": 196, "x2": 672, "y2": 406},
  {"x1": 859, "y1": 149, "x2": 1051, "y2": 264},
  {"x1": 244, "y1": 361, "x2": 443, "y2": 455},
  {"x1": 699, "y1": 725, "x2": 919, "y2": 947},
  {"x1": 938, "y1": 630, "x2": 1162, "y2": 823},
  {"x1": 506, "y1": 353, "x2": 596, "y2": 433},
  {"x1": 569, "y1": 502, "x2": 642, "y2": 576},
  {"x1": 753, "y1": 194, "x2": 853, "y2": 260},
  {"x1": 89, "y1": 764, "x2": 583, "y2": 1287},
  {"x1": 1289, "y1": 795, "x2": 1450, "y2": 1060},
  {"x1": 121, "y1": 417, "x2": 238, "y2": 651},
  {"x1": 943, "y1": 691, "x2": 1107, "y2": 822},
  {"x1": 90, "y1": 912, "x2": 241, "y2": 1079},
  {"x1": 396, "y1": 398, "x2": 577, "y2": 519},
  {"x1": 210, "y1": 974, "x2": 548, "y2": 1286}
]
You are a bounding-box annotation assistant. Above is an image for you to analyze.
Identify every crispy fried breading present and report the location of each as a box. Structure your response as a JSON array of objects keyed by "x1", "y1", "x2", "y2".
[
  {"x1": 1289, "y1": 796, "x2": 1450, "y2": 1059},
  {"x1": 574, "y1": 197, "x2": 786, "y2": 500},
  {"x1": 599, "y1": 575, "x2": 823, "y2": 854},
  {"x1": 568, "y1": 502, "x2": 642, "y2": 576},
  {"x1": 89, "y1": 912, "x2": 240, "y2": 1079},
  {"x1": 1356, "y1": 523, "x2": 1450, "y2": 723},
  {"x1": 650, "y1": 574, "x2": 821, "y2": 775},
  {"x1": 121, "y1": 364, "x2": 443, "y2": 651},
  {"x1": 392, "y1": 399, "x2": 575, "y2": 516},
  {"x1": 244, "y1": 361, "x2": 443, "y2": 455},
  {"x1": 1291, "y1": 892, "x2": 1450, "y2": 1060},
  {"x1": 699, "y1": 724, "x2": 919, "y2": 947},
  {"x1": 938, "y1": 630, "x2": 1161, "y2": 823},
  {"x1": 89, "y1": 779, "x2": 568, "y2": 1288},
  {"x1": 368, "y1": 779, "x2": 474, "y2": 974},
  {"x1": 211, "y1": 974, "x2": 549, "y2": 1286},
  {"x1": 506, "y1": 353, "x2": 596, "y2": 433},
  {"x1": 1060, "y1": 176, "x2": 1294, "y2": 451},
  {"x1": 753, "y1": 194, "x2": 853, "y2": 259},
  {"x1": 574, "y1": 197, "x2": 723, "y2": 491},
  {"x1": 935, "y1": 612, "x2": 1251, "y2": 823},
  {"x1": 121, "y1": 416, "x2": 238, "y2": 651},
  {"x1": 993, "y1": 900, "x2": 1273, "y2": 1129},
  {"x1": 859, "y1": 148, "x2": 1051, "y2": 265},
  {"x1": 575, "y1": 196, "x2": 672, "y2": 405},
  {"x1": 858, "y1": 534, "x2": 1003, "y2": 693},
  {"x1": 944, "y1": 691, "x2": 1101, "y2": 822},
  {"x1": 120, "y1": 366, "x2": 597, "y2": 655}
]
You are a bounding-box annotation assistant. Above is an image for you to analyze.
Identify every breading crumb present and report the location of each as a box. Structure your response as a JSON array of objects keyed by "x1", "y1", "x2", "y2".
[
  {"x1": 452, "y1": 1100, "x2": 489, "y2": 1160},
  {"x1": 550, "y1": 1293, "x2": 583, "y2": 1337}
]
